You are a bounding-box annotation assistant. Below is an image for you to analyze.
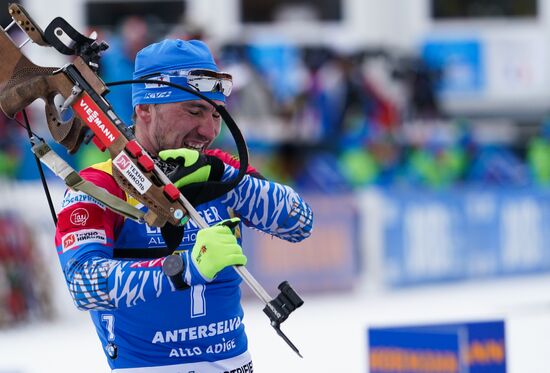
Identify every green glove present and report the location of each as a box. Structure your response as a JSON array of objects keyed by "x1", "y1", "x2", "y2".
[
  {"x1": 188, "y1": 217, "x2": 247, "y2": 282},
  {"x1": 158, "y1": 148, "x2": 224, "y2": 188}
]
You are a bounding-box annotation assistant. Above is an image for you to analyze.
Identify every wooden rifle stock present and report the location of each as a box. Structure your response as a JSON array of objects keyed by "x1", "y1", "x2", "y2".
[{"x1": 0, "y1": 4, "x2": 188, "y2": 227}]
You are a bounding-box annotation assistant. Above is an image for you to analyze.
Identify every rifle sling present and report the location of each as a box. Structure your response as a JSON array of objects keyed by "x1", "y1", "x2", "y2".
[{"x1": 31, "y1": 140, "x2": 145, "y2": 222}]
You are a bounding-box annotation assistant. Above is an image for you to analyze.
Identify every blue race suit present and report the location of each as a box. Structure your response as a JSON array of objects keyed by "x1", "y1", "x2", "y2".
[{"x1": 54, "y1": 155, "x2": 313, "y2": 372}]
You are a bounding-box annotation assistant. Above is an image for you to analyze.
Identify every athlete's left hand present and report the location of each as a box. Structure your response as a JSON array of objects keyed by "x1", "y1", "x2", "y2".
[{"x1": 184, "y1": 217, "x2": 247, "y2": 284}]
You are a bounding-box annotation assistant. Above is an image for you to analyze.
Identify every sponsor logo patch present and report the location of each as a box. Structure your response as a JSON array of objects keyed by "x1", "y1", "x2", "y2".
[
  {"x1": 113, "y1": 152, "x2": 152, "y2": 194},
  {"x1": 61, "y1": 229, "x2": 107, "y2": 252},
  {"x1": 63, "y1": 233, "x2": 76, "y2": 249},
  {"x1": 62, "y1": 190, "x2": 106, "y2": 210},
  {"x1": 70, "y1": 208, "x2": 89, "y2": 226},
  {"x1": 72, "y1": 94, "x2": 119, "y2": 147},
  {"x1": 144, "y1": 91, "x2": 172, "y2": 99}
]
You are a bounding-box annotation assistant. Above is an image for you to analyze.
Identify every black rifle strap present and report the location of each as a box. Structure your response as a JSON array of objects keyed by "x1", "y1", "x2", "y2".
[{"x1": 22, "y1": 109, "x2": 58, "y2": 226}]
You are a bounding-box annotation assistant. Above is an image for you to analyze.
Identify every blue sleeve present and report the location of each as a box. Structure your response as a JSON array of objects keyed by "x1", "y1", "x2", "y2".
[
  {"x1": 220, "y1": 165, "x2": 313, "y2": 242},
  {"x1": 55, "y1": 171, "x2": 177, "y2": 312},
  {"x1": 61, "y1": 243, "x2": 176, "y2": 311}
]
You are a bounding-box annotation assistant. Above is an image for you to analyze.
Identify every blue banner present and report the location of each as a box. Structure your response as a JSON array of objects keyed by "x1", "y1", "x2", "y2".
[
  {"x1": 368, "y1": 320, "x2": 506, "y2": 373},
  {"x1": 241, "y1": 194, "x2": 360, "y2": 295},
  {"x1": 381, "y1": 188, "x2": 550, "y2": 286},
  {"x1": 422, "y1": 38, "x2": 484, "y2": 94}
]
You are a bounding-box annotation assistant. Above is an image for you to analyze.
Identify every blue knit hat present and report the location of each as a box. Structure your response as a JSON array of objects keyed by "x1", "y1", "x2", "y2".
[{"x1": 132, "y1": 39, "x2": 225, "y2": 107}]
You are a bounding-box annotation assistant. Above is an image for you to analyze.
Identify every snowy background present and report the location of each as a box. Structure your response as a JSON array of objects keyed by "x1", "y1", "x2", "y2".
[
  {"x1": 1, "y1": 272, "x2": 550, "y2": 372},
  {"x1": 1, "y1": 183, "x2": 550, "y2": 372},
  {"x1": 0, "y1": 180, "x2": 549, "y2": 372}
]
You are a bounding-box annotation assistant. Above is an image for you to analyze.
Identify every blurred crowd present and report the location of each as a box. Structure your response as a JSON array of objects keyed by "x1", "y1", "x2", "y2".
[
  {"x1": 0, "y1": 213, "x2": 52, "y2": 327},
  {"x1": 1, "y1": 16, "x2": 550, "y2": 193}
]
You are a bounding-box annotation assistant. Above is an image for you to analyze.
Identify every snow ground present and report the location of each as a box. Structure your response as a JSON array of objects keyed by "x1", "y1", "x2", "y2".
[{"x1": 1, "y1": 273, "x2": 550, "y2": 373}]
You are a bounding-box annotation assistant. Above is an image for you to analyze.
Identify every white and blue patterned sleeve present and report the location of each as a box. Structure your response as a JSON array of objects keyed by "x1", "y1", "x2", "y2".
[
  {"x1": 221, "y1": 165, "x2": 313, "y2": 242},
  {"x1": 61, "y1": 247, "x2": 175, "y2": 311}
]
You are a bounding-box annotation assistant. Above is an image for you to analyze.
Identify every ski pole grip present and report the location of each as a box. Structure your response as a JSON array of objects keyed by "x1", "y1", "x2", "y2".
[
  {"x1": 263, "y1": 281, "x2": 304, "y2": 325},
  {"x1": 278, "y1": 281, "x2": 304, "y2": 309}
]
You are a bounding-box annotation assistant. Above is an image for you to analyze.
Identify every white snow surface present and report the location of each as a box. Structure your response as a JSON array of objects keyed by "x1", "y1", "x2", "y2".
[{"x1": 1, "y1": 273, "x2": 550, "y2": 373}]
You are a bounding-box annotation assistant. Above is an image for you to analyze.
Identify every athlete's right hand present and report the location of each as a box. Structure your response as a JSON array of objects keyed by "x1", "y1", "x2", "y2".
[
  {"x1": 158, "y1": 148, "x2": 224, "y2": 188},
  {"x1": 181, "y1": 218, "x2": 247, "y2": 285},
  {"x1": 158, "y1": 148, "x2": 225, "y2": 206}
]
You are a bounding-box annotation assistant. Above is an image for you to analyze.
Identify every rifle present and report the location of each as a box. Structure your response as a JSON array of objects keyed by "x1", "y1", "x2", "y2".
[{"x1": 0, "y1": 3, "x2": 304, "y2": 357}]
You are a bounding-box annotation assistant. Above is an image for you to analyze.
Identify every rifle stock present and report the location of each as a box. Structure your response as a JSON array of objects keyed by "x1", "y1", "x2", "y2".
[{"x1": 0, "y1": 5, "x2": 188, "y2": 228}]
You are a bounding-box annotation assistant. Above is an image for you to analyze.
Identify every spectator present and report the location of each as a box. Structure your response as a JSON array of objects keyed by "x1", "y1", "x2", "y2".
[
  {"x1": 527, "y1": 119, "x2": 550, "y2": 187},
  {"x1": 100, "y1": 15, "x2": 152, "y2": 125}
]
